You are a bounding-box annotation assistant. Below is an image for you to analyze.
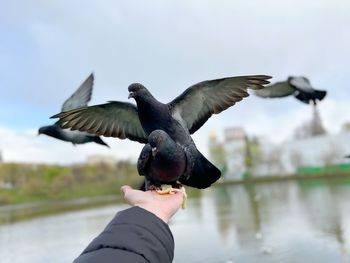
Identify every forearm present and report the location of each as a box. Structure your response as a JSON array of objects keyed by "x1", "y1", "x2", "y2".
[{"x1": 74, "y1": 206, "x2": 174, "y2": 263}]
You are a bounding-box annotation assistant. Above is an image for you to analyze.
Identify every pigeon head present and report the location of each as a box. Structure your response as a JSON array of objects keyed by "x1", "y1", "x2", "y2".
[
  {"x1": 38, "y1": 125, "x2": 58, "y2": 136},
  {"x1": 128, "y1": 83, "x2": 150, "y2": 100},
  {"x1": 38, "y1": 126, "x2": 51, "y2": 135},
  {"x1": 148, "y1": 130, "x2": 169, "y2": 157}
]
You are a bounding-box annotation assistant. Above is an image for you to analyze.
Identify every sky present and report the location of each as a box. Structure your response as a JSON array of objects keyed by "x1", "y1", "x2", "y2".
[{"x1": 0, "y1": 0, "x2": 349, "y2": 164}]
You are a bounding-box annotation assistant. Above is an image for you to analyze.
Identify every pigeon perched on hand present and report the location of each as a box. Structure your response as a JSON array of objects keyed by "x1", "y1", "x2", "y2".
[
  {"x1": 138, "y1": 130, "x2": 186, "y2": 190},
  {"x1": 255, "y1": 76, "x2": 326, "y2": 105},
  {"x1": 39, "y1": 74, "x2": 109, "y2": 147},
  {"x1": 52, "y1": 75, "x2": 271, "y2": 188}
]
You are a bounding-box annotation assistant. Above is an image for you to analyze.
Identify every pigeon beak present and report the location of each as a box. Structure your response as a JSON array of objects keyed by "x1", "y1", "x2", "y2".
[
  {"x1": 128, "y1": 92, "x2": 134, "y2": 99},
  {"x1": 152, "y1": 147, "x2": 157, "y2": 157}
]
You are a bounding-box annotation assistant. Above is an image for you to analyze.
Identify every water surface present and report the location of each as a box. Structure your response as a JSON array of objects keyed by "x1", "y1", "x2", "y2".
[{"x1": 1, "y1": 180, "x2": 350, "y2": 263}]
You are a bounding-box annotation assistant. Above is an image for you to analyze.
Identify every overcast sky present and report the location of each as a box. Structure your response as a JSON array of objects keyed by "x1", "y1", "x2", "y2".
[{"x1": 0, "y1": 0, "x2": 349, "y2": 164}]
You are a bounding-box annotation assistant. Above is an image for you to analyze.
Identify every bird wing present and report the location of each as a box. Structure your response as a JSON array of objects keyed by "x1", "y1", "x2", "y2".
[
  {"x1": 51, "y1": 101, "x2": 148, "y2": 143},
  {"x1": 254, "y1": 81, "x2": 295, "y2": 98},
  {"x1": 168, "y1": 75, "x2": 271, "y2": 134},
  {"x1": 61, "y1": 73, "x2": 94, "y2": 112},
  {"x1": 137, "y1": 144, "x2": 152, "y2": 175},
  {"x1": 289, "y1": 77, "x2": 314, "y2": 92}
]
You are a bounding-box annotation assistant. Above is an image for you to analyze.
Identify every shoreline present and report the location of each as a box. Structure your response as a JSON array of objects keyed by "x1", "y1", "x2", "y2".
[
  {"x1": 0, "y1": 195, "x2": 121, "y2": 225},
  {"x1": 217, "y1": 172, "x2": 350, "y2": 185},
  {"x1": 2, "y1": 172, "x2": 350, "y2": 224}
]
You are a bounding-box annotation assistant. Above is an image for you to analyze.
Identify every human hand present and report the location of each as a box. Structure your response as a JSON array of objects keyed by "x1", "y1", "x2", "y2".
[{"x1": 121, "y1": 185, "x2": 184, "y2": 223}]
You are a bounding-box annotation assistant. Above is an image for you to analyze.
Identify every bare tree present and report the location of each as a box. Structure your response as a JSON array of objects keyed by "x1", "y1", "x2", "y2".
[
  {"x1": 208, "y1": 132, "x2": 228, "y2": 174},
  {"x1": 263, "y1": 147, "x2": 285, "y2": 174},
  {"x1": 341, "y1": 122, "x2": 350, "y2": 132}
]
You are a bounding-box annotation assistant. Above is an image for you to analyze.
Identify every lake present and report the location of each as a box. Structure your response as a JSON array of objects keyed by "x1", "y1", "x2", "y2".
[{"x1": 1, "y1": 179, "x2": 350, "y2": 263}]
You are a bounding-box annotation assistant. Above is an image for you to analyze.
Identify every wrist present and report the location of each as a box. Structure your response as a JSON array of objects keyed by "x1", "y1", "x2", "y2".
[{"x1": 136, "y1": 204, "x2": 169, "y2": 224}]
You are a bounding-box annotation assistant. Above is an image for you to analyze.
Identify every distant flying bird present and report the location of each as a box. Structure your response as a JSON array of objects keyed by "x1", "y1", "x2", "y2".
[
  {"x1": 255, "y1": 76, "x2": 327, "y2": 105},
  {"x1": 138, "y1": 130, "x2": 186, "y2": 190},
  {"x1": 39, "y1": 74, "x2": 109, "y2": 147},
  {"x1": 52, "y1": 75, "x2": 271, "y2": 189}
]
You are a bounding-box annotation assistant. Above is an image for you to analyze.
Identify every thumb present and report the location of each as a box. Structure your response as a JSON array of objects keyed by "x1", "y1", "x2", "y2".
[{"x1": 121, "y1": 185, "x2": 133, "y2": 196}]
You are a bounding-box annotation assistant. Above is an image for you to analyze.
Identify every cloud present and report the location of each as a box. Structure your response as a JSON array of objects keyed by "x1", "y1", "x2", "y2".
[
  {"x1": 0, "y1": 0, "x2": 349, "y2": 163},
  {"x1": 1, "y1": 0, "x2": 349, "y2": 109}
]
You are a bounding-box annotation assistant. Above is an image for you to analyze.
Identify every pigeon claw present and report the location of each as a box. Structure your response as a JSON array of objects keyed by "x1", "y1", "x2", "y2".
[{"x1": 156, "y1": 184, "x2": 187, "y2": 209}]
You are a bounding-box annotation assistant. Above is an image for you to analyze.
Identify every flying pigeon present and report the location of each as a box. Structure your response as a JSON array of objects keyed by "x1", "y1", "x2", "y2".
[
  {"x1": 255, "y1": 76, "x2": 327, "y2": 105},
  {"x1": 39, "y1": 74, "x2": 109, "y2": 147},
  {"x1": 51, "y1": 75, "x2": 271, "y2": 188},
  {"x1": 137, "y1": 130, "x2": 186, "y2": 190}
]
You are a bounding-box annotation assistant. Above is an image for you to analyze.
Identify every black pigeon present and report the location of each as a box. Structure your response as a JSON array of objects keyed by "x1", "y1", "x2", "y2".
[
  {"x1": 138, "y1": 130, "x2": 186, "y2": 190},
  {"x1": 52, "y1": 75, "x2": 271, "y2": 188},
  {"x1": 39, "y1": 74, "x2": 109, "y2": 147},
  {"x1": 255, "y1": 76, "x2": 327, "y2": 105}
]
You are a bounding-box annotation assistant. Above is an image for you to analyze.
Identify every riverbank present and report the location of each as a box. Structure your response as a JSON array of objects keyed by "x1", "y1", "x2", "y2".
[
  {"x1": 0, "y1": 185, "x2": 202, "y2": 225},
  {"x1": 218, "y1": 171, "x2": 350, "y2": 185},
  {"x1": 0, "y1": 195, "x2": 121, "y2": 224}
]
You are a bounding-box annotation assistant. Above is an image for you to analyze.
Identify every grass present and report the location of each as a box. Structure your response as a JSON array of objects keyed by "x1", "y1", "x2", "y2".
[{"x1": 0, "y1": 162, "x2": 142, "y2": 205}]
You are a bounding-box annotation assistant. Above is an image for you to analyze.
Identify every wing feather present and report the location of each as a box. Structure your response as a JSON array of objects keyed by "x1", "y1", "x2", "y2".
[
  {"x1": 169, "y1": 75, "x2": 271, "y2": 134},
  {"x1": 51, "y1": 101, "x2": 147, "y2": 143},
  {"x1": 254, "y1": 81, "x2": 295, "y2": 98},
  {"x1": 61, "y1": 73, "x2": 94, "y2": 112}
]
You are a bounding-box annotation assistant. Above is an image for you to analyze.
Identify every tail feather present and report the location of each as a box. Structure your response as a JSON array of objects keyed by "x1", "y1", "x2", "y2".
[
  {"x1": 179, "y1": 151, "x2": 221, "y2": 189},
  {"x1": 313, "y1": 90, "x2": 327, "y2": 101},
  {"x1": 93, "y1": 136, "x2": 109, "y2": 147},
  {"x1": 295, "y1": 90, "x2": 327, "y2": 104}
]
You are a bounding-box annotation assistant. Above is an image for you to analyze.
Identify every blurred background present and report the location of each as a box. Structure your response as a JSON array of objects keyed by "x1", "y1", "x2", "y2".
[{"x1": 1, "y1": 0, "x2": 350, "y2": 262}]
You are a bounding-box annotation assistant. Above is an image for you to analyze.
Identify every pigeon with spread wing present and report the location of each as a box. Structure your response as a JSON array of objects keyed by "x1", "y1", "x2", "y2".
[
  {"x1": 39, "y1": 74, "x2": 109, "y2": 147},
  {"x1": 255, "y1": 76, "x2": 327, "y2": 105},
  {"x1": 52, "y1": 75, "x2": 271, "y2": 189}
]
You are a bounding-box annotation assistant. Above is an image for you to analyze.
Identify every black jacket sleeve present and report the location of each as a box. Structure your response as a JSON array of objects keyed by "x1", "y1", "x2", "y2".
[{"x1": 73, "y1": 206, "x2": 174, "y2": 263}]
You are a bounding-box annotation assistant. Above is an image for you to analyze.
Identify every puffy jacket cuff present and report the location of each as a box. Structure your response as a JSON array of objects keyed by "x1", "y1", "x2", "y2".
[{"x1": 80, "y1": 206, "x2": 174, "y2": 263}]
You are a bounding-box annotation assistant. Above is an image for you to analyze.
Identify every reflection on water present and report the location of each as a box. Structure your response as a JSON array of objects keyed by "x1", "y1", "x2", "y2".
[{"x1": 1, "y1": 180, "x2": 350, "y2": 263}]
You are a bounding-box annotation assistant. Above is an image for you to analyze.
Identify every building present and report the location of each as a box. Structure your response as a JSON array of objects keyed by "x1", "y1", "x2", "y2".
[
  {"x1": 223, "y1": 127, "x2": 247, "y2": 180},
  {"x1": 220, "y1": 122, "x2": 350, "y2": 179},
  {"x1": 277, "y1": 131, "x2": 350, "y2": 174}
]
